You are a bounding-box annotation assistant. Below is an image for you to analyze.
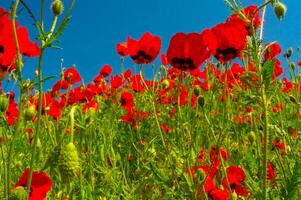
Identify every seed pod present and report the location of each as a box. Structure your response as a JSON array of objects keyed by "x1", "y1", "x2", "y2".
[
  {"x1": 58, "y1": 142, "x2": 81, "y2": 183},
  {"x1": 274, "y1": 2, "x2": 287, "y2": 20},
  {"x1": 51, "y1": 0, "x2": 64, "y2": 16}
]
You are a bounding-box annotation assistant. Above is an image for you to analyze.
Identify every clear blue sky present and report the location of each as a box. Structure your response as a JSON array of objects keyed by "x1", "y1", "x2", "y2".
[{"x1": 1, "y1": 0, "x2": 300, "y2": 90}]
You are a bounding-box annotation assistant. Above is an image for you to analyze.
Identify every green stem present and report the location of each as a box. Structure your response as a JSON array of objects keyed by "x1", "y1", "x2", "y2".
[
  {"x1": 6, "y1": 0, "x2": 25, "y2": 198},
  {"x1": 26, "y1": 48, "x2": 44, "y2": 198},
  {"x1": 261, "y1": 88, "x2": 269, "y2": 200}
]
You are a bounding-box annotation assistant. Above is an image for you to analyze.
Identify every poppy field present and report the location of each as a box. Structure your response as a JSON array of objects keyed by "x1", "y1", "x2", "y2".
[{"x1": 0, "y1": 0, "x2": 301, "y2": 199}]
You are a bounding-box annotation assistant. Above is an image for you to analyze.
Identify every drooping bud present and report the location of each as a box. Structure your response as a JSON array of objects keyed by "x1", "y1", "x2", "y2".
[
  {"x1": 274, "y1": 2, "x2": 287, "y2": 20},
  {"x1": 287, "y1": 47, "x2": 293, "y2": 58},
  {"x1": 0, "y1": 94, "x2": 9, "y2": 113},
  {"x1": 51, "y1": 0, "x2": 64, "y2": 16}
]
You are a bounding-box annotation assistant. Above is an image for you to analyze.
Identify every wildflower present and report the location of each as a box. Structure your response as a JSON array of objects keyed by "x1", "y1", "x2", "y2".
[
  {"x1": 63, "y1": 67, "x2": 82, "y2": 85},
  {"x1": 209, "y1": 21, "x2": 248, "y2": 63},
  {"x1": 14, "y1": 168, "x2": 52, "y2": 200},
  {"x1": 127, "y1": 32, "x2": 161, "y2": 64},
  {"x1": 116, "y1": 42, "x2": 128, "y2": 57},
  {"x1": 166, "y1": 31, "x2": 214, "y2": 71},
  {"x1": 0, "y1": 8, "x2": 40, "y2": 71}
]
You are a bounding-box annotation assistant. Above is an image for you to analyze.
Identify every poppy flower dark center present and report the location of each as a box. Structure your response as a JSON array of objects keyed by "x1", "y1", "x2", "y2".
[
  {"x1": 215, "y1": 48, "x2": 238, "y2": 61},
  {"x1": 171, "y1": 57, "x2": 195, "y2": 70},
  {"x1": 120, "y1": 98, "x2": 127, "y2": 106},
  {"x1": 0, "y1": 45, "x2": 4, "y2": 54},
  {"x1": 131, "y1": 51, "x2": 153, "y2": 64}
]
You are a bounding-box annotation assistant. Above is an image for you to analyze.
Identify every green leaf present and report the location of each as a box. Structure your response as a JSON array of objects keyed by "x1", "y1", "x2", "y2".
[
  {"x1": 287, "y1": 160, "x2": 301, "y2": 199},
  {"x1": 262, "y1": 60, "x2": 275, "y2": 86}
]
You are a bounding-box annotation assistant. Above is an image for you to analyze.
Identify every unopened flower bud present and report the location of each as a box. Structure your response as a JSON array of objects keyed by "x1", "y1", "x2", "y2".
[
  {"x1": 193, "y1": 85, "x2": 201, "y2": 96},
  {"x1": 25, "y1": 105, "x2": 36, "y2": 121},
  {"x1": 197, "y1": 96, "x2": 205, "y2": 108},
  {"x1": 11, "y1": 187, "x2": 27, "y2": 200},
  {"x1": 51, "y1": 0, "x2": 64, "y2": 16},
  {"x1": 0, "y1": 94, "x2": 9, "y2": 113},
  {"x1": 162, "y1": 79, "x2": 169, "y2": 89},
  {"x1": 287, "y1": 47, "x2": 293, "y2": 58},
  {"x1": 248, "y1": 131, "x2": 256, "y2": 144},
  {"x1": 274, "y1": 2, "x2": 287, "y2": 20},
  {"x1": 290, "y1": 62, "x2": 295, "y2": 70}
]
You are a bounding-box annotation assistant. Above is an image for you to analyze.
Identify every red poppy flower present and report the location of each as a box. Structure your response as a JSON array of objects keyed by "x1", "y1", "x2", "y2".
[
  {"x1": 222, "y1": 166, "x2": 249, "y2": 197},
  {"x1": 116, "y1": 42, "x2": 128, "y2": 57},
  {"x1": 209, "y1": 21, "x2": 248, "y2": 62},
  {"x1": 82, "y1": 100, "x2": 98, "y2": 113},
  {"x1": 160, "y1": 54, "x2": 168, "y2": 65},
  {"x1": 14, "y1": 168, "x2": 52, "y2": 200},
  {"x1": 5, "y1": 98, "x2": 18, "y2": 126},
  {"x1": 267, "y1": 162, "x2": 276, "y2": 182},
  {"x1": 160, "y1": 123, "x2": 172, "y2": 134},
  {"x1": 166, "y1": 31, "x2": 215, "y2": 71},
  {"x1": 120, "y1": 91, "x2": 134, "y2": 110},
  {"x1": 282, "y1": 77, "x2": 292, "y2": 93},
  {"x1": 210, "y1": 146, "x2": 229, "y2": 167},
  {"x1": 0, "y1": 7, "x2": 40, "y2": 71},
  {"x1": 298, "y1": 61, "x2": 301, "y2": 67},
  {"x1": 52, "y1": 80, "x2": 69, "y2": 94},
  {"x1": 99, "y1": 64, "x2": 112, "y2": 78},
  {"x1": 264, "y1": 43, "x2": 282, "y2": 60},
  {"x1": 63, "y1": 67, "x2": 82, "y2": 84},
  {"x1": 227, "y1": 5, "x2": 260, "y2": 34},
  {"x1": 127, "y1": 32, "x2": 161, "y2": 64}
]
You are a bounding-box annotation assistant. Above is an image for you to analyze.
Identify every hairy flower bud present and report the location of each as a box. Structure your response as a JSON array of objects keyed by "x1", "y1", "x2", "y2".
[
  {"x1": 58, "y1": 142, "x2": 81, "y2": 184},
  {"x1": 274, "y1": 2, "x2": 287, "y2": 20},
  {"x1": 51, "y1": 0, "x2": 64, "y2": 16}
]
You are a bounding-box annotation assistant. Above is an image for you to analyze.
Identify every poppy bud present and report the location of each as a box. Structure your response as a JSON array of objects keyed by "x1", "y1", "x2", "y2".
[
  {"x1": 11, "y1": 187, "x2": 27, "y2": 200},
  {"x1": 24, "y1": 105, "x2": 36, "y2": 121},
  {"x1": 289, "y1": 95, "x2": 298, "y2": 104},
  {"x1": 51, "y1": 0, "x2": 64, "y2": 16},
  {"x1": 162, "y1": 79, "x2": 169, "y2": 89},
  {"x1": 193, "y1": 85, "x2": 201, "y2": 96},
  {"x1": 290, "y1": 62, "x2": 295, "y2": 70},
  {"x1": 287, "y1": 47, "x2": 293, "y2": 58},
  {"x1": 248, "y1": 131, "x2": 256, "y2": 144},
  {"x1": 197, "y1": 169, "x2": 205, "y2": 181},
  {"x1": 197, "y1": 96, "x2": 205, "y2": 108},
  {"x1": 0, "y1": 94, "x2": 9, "y2": 113},
  {"x1": 58, "y1": 142, "x2": 81, "y2": 184},
  {"x1": 274, "y1": 2, "x2": 287, "y2": 20},
  {"x1": 232, "y1": 191, "x2": 238, "y2": 200}
]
